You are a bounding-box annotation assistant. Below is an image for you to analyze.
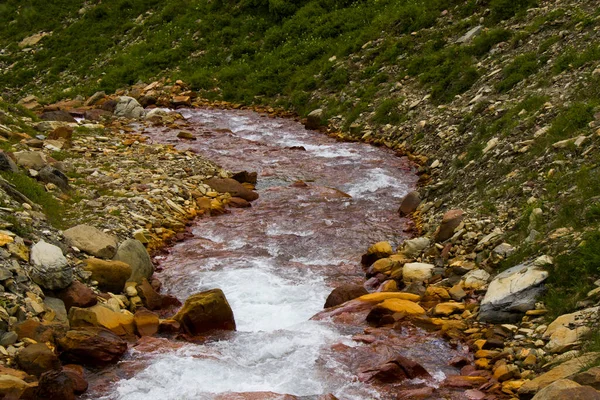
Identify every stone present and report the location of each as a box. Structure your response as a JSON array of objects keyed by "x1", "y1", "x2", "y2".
[
  {"x1": 14, "y1": 151, "x2": 46, "y2": 170},
  {"x1": 358, "y1": 292, "x2": 421, "y2": 302},
  {"x1": 136, "y1": 278, "x2": 163, "y2": 310},
  {"x1": 84, "y1": 258, "x2": 131, "y2": 293},
  {"x1": 493, "y1": 364, "x2": 520, "y2": 382},
  {"x1": 433, "y1": 302, "x2": 466, "y2": 316},
  {"x1": 457, "y1": 25, "x2": 483, "y2": 43},
  {"x1": 84, "y1": 91, "x2": 106, "y2": 107},
  {"x1": 64, "y1": 225, "x2": 118, "y2": 258},
  {"x1": 177, "y1": 130, "x2": 195, "y2": 140},
  {"x1": 0, "y1": 331, "x2": 18, "y2": 346},
  {"x1": 36, "y1": 369, "x2": 76, "y2": 400},
  {"x1": 398, "y1": 191, "x2": 421, "y2": 216},
  {"x1": 519, "y1": 353, "x2": 600, "y2": 395},
  {"x1": 38, "y1": 165, "x2": 70, "y2": 191},
  {"x1": 0, "y1": 151, "x2": 18, "y2": 172},
  {"x1": 375, "y1": 299, "x2": 426, "y2": 315},
  {"x1": 228, "y1": 197, "x2": 251, "y2": 208},
  {"x1": 29, "y1": 240, "x2": 73, "y2": 290},
  {"x1": 113, "y1": 239, "x2": 154, "y2": 283},
  {"x1": 62, "y1": 364, "x2": 88, "y2": 394},
  {"x1": 573, "y1": 367, "x2": 600, "y2": 389},
  {"x1": 403, "y1": 262, "x2": 435, "y2": 284},
  {"x1": 231, "y1": 171, "x2": 258, "y2": 185},
  {"x1": 59, "y1": 327, "x2": 128, "y2": 365},
  {"x1": 43, "y1": 297, "x2": 69, "y2": 335},
  {"x1": 449, "y1": 285, "x2": 467, "y2": 301},
  {"x1": 305, "y1": 109, "x2": 323, "y2": 130},
  {"x1": 134, "y1": 309, "x2": 159, "y2": 337},
  {"x1": 19, "y1": 32, "x2": 51, "y2": 48},
  {"x1": 56, "y1": 281, "x2": 97, "y2": 311},
  {"x1": 400, "y1": 237, "x2": 430, "y2": 257},
  {"x1": 40, "y1": 111, "x2": 76, "y2": 123},
  {"x1": 531, "y1": 379, "x2": 600, "y2": 400},
  {"x1": 360, "y1": 355, "x2": 431, "y2": 383},
  {"x1": 434, "y1": 209, "x2": 464, "y2": 242},
  {"x1": 324, "y1": 284, "x2": 368, "y2": 308},
  {"x1": 173, "y1": 289, "x2": 236, "y2": 335},
  {"x1": 0, "y1": 375, "x2": 35, "y2": 399},
  {"x1": 479, "y1": 258, "x2": 550, "y2": 323},
  {"x1": 546, "y1": 325, "x2": 591, "y2": 354},
  {"x1": 16, "y1": 343, "x2": 61, "y2": 377},
  {"x1": 463, "y1": 269, "x2": 490, "y2": 289},
  {"x1": 68, "y1": 305, "x2": 135, "y2": 336},
  {"x1": 204, "y1": 178, "x2": 259, "y2": 202},
  {"x1": 114, "y1": 96, "x2": 145, "y2": 119},
  {"x1": 14, "y1": 319, "x2": 55, "y2": 343}
]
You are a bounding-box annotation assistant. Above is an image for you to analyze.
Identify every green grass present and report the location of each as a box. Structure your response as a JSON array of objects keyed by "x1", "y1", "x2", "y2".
[
  {"x1": 496, "y1": 52, "x2": 543, "y2": 92},
  {"x1": 553, "y1": 44, "x2": 600, "y2": 75},
  {"x1": 372, "y1": 98, "x2": 405, "y2": 125}
]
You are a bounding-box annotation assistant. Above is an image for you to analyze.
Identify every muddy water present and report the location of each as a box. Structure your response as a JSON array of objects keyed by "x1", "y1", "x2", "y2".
[{"x1": 87, "y1": 109, "x2": 465, "y2": 399}]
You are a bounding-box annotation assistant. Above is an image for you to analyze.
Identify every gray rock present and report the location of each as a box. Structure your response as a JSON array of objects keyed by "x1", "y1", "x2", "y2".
[
  {"x1": 398, "y1": 191, "x2": 421, "y2": 216},
  {"x1": 0, "y1": 331, "x2": 17, "y2": 346},
  {"x1": 401, "y1": 237, "x2": 430, "y2": 257},
  {"x1": 38, "y1": 165, "x2": 70, "y2": 191},
  {"x1": 13, "y1": 151, "x2": 46, "y2": 170},
  {"x1": 84, "y1": 91, "x2": 106, "y2": 107},
  {"x1": 29, "y1": 240, "x2": 73, "y2": 290},
  {"x1": 40, "y1": 111, "x2": 76, "y2": 123},
  {"x1": 114, "y1": 96, "x2": 145, "y2": 119},
  {"x1": 457, "y1": 25, "x2": 483, "y2": 44},
  {"x1": 479, "y1": 256, "x2": 550, "y2": 323},
  {"x1": 113, "y1": 239, "x2": 154, "y2": 283},
  {"x1": 305, "y1": 109, "x2": 323, "y2": 130},
  {"x1": 44, "y1": 297, "x2": 69, "y2": 335},
  {"x1": 0, "y1": 151, "x2": 18, "y2": 172},
  {"x1": 64, "y1": 225, "x2": 118, "y2": 259}
]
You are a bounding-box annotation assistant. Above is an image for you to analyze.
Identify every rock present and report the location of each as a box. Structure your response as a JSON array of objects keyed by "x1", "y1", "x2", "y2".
[
  {"x1": 84, "y1": 109, "x2": 113, "y2": 121},
  {"x1": 231, "y1": 171, "x2": 258, "y2": 185},
  {"x1": 204, "y1": 178, "x2": 259, "y2": 202},
  {"x1": 58, "y1": 327, "x2": 127, "y2": 365},
  {"x1": 463, "y1": 269, "x2": 491, "y2": 289},
  {"x1": 375, "y1": 299, "x2": 426, "y2": 315},
  {"x1": 324, "y1": 284, "x2": 368, "y2": 308},
  {"x1": 0, "y1": 151, "x2": 18, "y2": 172},
  {"x1": 449, "y1": 285, "x2": 467, "y2": 301},
  {"x1": 362, "y1": 241, "x2": 394, "y2": 266},
  {"x1": 47, "y1": 126, "x2": 73, "y2": 141},
  {"x1": 400, "y1": 237, "x2": 430, "y2": 257},
  {"x1": 40, "y1": 111, "x2": 76, "y2": 123},
  {"x1": 358, "y1": 292, "x2": 421, "y2": 302},
  {"x1": 14, "y1": 319, "x2": 55, "y2": 344},
  {"x1": 305, "y1": 109, "x2": 323, "y2": 130},
  {"x1": 403, "y1": 262, "x2": 435, "y2": 284},
  {"x1": 493, "y1": 364, "x2": 520, "y2": 382},
  {"x1": 134, "y1": 309, "x2": 159, "y2": 337},
  {"x1": 228, "y1": 197, "x2": 251, "y2": 208},
  {"x1": 361, "y1": 355, "x2": 430, "y2": 383},
  {"x1": 68, "y1": 305, "x2": 135, "y2": 336},
  {"x1": 36, "y1": 369, "x2": 75, "y2": 400},
  {"x1": 112, "y1": 239, "x2": 154, "y2": 283},
  {"x1": 114, "y1": 96, "x2": 145, "y2": 119},
  {"x1": 434, "y1": 209, "x2": 464, "y2": 242},
  {"x1": 56, "y1": 281, "x2": 97, "y2": 311},
  {"x1": 574, "y1": 367, "x2": 600, "y2": 389},
  {"x1": 136, "y1": 278, "x2": 163, "y2": 310},
  {"x1": 84, "y1": 91, "x2": 106, "y2": 107},
  {"x1": 64, "y1": 225, "x2": 118, "y2": 258},
  {"x1": 16, "y1": 343, "x2": 61, "y2": 377},
  {"x1": 84, "y1": 258, "x2": 131, "y2": 293},
  {"x1": 177, "y1": 130, "x2": 195, "y2": 140},
  {"x1": 519, "y1": 353, "x2": 600, "y2": 395},
  {"x1": 62, "y1": 364, "x2": 88, "y2": 394},
  {"x1": 173, "y1": 289, "x2": 236, "y2": 335},
  {"x1": 14, "y1": 151, "x2": 46, "y2": 170},
  {"x1": 0, "y1": 375, "x2": 35, "y2": 399},
  {"x1": 398, "y1": 191, "x2": 421, "y2": 216},
  {"x1": 43, "y1": 297, "x2": 70, "y2": 335},
  {"x1": 457, "y1": 25, "x2": 483, "y2": 43},
  {"x1": 531, "y1": 379, "x2": 600, "y2": 400},
  {"x1": 29, "y1": 240, "x2": 73, "y2": 290},
  {"x1": 433, "y1": 302, "x2": 465, "y2": 316},
  {"x1": 38, "y1": 165, "x2": 70, "y2": 191},
  {"x1": 18, "y1": 32, "x2": 51, "y2": 48},
  {"x1": 479, "y1": 257, "x2": 550, "y2": 323},
  {"x1": 0, "y1": 331, "x2": 18, "y2": 346}
]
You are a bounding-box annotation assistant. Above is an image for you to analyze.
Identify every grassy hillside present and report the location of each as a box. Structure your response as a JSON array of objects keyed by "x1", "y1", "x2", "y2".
[{"x1": 2, "y1": 0, "x2": 600, "y2": 316}]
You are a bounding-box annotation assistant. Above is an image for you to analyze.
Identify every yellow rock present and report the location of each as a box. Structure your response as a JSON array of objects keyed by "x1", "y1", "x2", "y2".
[
  {"x1": 0, "y1": 234, "x2": 14, "y2": 247},
  {"x1": 69, "y1": 304, "x2": 135, "y2": 336},
  {"x1": 379, "y1": 280, "x2": 398, "y2": 292},
  {"x1": 358, "y1": 292, "x2": 421, "y2": 303},
  {"x1": 475, "y1": 358, "x2": 490, "y2": 369},
  {"x1": 502, "y1": 380, "x2": 525, "y2": 392},
  {"x1": 474, "y1": 339, "x2": 487, "y2": 350},
  {"x1": 425, "y1": 286, "x2": 450, "y2": 299},
  {"x1": 366, "y1": 241, "x2": 393, "y2": 257},
  {"x1": 475, "y1": 350, "x2": 500, "y2": 359},
  {"x1": 376, "y1": 299, "x2": 425, "y2": 315},
  {"x1": 441, "y1": 320, "x2": 468, "y2": 332},
  {"x1": 433, "y1": 302, "x2": 466, "y2": 316},
  {"x1": 371, "y1": 258, "x2": 395, "y2": 274}
]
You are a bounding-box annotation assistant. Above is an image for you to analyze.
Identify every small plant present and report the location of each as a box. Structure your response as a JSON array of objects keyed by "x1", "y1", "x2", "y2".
[
  {"x1": 496, "y1": 52, "x2": 542, "y2": 92},
  {"x1": 372, "y1": 98, "x2": 405, "y2": 125}
]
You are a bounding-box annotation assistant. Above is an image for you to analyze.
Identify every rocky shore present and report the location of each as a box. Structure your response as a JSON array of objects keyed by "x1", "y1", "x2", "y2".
[{"x1": 0, "y1": 79, "x2": 599, "y2": 399}]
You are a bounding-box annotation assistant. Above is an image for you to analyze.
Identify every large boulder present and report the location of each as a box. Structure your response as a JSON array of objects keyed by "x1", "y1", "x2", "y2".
[
  {"x1": 324, "y1": 284, "x2": 368, "y2": 308},
  {"x1": 56, "y1": 281, "x2": 97, "y2": 311},
  {"x1": 63, "y1": 225, "x2": 118, "y2": 259},
  {"x1": 16, "y1": 343, "x2": 61, "y2": 377},
  {"x1": 83, "y1": 258, "x2": 131, "y2": 293},
  {"x1": 174, "y1": 289, "x2": 236, "y2": 335},
  {"x1": 479, "y1": 256, "x2": 551, "y2": 323},
  {"x1": 58, "y1": 327, "x2": 127, "y2": 365},
  {"x1": 114, "y1": 96, "x2": 145, "y2": 119},
  {"x1": 305, "y1": 108, "x2": 323, "y2": 130},
  {"x1": 113, "y1": 239, "x2": 154, "y2": 283},
  {"x1": 68, "y1": 305, "x2": 135, "y2": 336},
  {"x1": 531, "y1": 379, "x2": 600, "y2": 400},
  {"x1": 29, "y1": 240, "x2": 73, "y2": 290},
  {"x1": 204, "y1": 178, "x2": 259, "y2": 202},
  {"x1": 434, "y1": 209, "x2": 464, "y2": 242}
]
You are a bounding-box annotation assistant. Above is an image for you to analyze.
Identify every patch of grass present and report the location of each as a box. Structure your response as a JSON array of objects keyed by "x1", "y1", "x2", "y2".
[
  {"x1": 553, "y1": 44, "x2": 600, "y2": 74},
  {"x1": 372, "y1": 98, "x2": 405, "y2": 125},
  {"x1": 488, "y1": 0, "x2": 538, "y2": 23},
  {"x1": 495, "y1": 52, "x2": 542, "y2": 92}
]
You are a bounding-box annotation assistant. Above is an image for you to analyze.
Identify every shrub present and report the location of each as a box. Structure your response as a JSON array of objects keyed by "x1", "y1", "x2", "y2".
[
  {"x1": 489, "y1": 0, "x2": 537, "y2": 23},
  {"x1": 495, "y1": 52, "x2": 541, "y2": 92}
]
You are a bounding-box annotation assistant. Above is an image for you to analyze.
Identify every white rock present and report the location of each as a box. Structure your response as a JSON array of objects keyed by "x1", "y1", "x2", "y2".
[
  {"x1": 29, "y1": 240, "x2": 73, "y2": 290},
  {"x1": 463, "y1": 269, "x2": 491, "y2": 289},
  {"x1": 403, "y1": 262, "x2": 435, "y2": 284}
]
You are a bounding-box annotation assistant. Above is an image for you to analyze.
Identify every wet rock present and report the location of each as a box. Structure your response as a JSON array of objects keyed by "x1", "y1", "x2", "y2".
[
  {"x1": 62, "y1": 364, "x2": 88, "y2": 394},
  {"x1": 305, "y1": 109, "x2": 323, "y2": 130},
  {"x1": 479, "y1": 256, "x2": 550, "y2": 323},
  {"x1": 361, "y1": 241, "x2": 394, "y2": 267},
  {"x1": 38, "y1": 165, "x2": 70, "y2": 191},
  {"x1": 374, "y1": 298, "x2": 425, "y2": 315},
  {"x1": 398, "y1": 191, "x2": 421, "y2": 217},
  {"x1": 84, "y1": 258, "x2": 131, "y2": 293},
  {"x1": 16, "y1": 343, "x2": 61, "y2": 377},
  {"x1": 68, "y1": 304, "x2": 135, "y2": 336},
  {"x1": 56, "y1": 281, "x2": 97, "y2": 311},
  {"x1": 114, "y1": 96, "x2": 145, "y2": 119},
  {"x1": 40, "y1": 111, "x2": 76, "y2": 123},
  {"x1": 204, "y1": 178, "x2": 259, "y2": 202},
  {"x1": 14, "y1": 319, "x2": 55, "y2": 343},
  {"x1": 36, "y1": 369, "x2": 75, "y2": 400},
  {"x1": 358, "y1": 292, "x2": 421, "y2": 303},
  {"x1": 324, "y1": 284, "x2": 368, "y2": 308},
  {"x1": 402, "y1": 262, "x2": 434, "y2": 284},
  {"x1": 231, "y1": 171, "x2": 258, "y2": 185},
  {"x1": 174, "y1": 289, "x2": 236, "y2": 335},
  {"x1": 442, "y1": 375, "x2": 489, "y2": 388},
  {"x1": 136, "y1": 278, "x2": 163, "y2": 310},
  {"x1": 58, "y1": 327, "x2": 128, "y2": 365},
  {"x1": 228, "y1": 197, "x2": 251, "y2": 208},
  {"x1": 531, "y1": 379, "x2": 600, "y2": 400},
  {"x1": 134, "y1": 309, "x2": 160, "y2": 337},
  {"x1": 177, "y1": 130, "x2": 195, "y2": 140},
  {"x1": 64, "y1": 225, "x2": 118, "y2": 259},
  {"x1": 29, "y1": 240, "x2": 73, "y2": 290},
  {"x1": 434, "y1": 209, "x2": 464, "y2": 242},
  {"x1": 113, "y1": 239, "x2": 154, "y2": 283},
  {"x1": 360, "y1": 355, "x2": 431, "y2": 383}
]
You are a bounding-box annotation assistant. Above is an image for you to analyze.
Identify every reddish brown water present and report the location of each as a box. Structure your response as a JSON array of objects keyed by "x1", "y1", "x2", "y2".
[{"x1": 86, "y1": 109, "x2": 468, "y2": 400}]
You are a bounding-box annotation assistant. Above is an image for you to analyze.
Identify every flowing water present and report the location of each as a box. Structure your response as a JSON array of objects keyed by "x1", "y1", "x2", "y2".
[{"x1": 86, "y1": 109, "x2": 465, "y2": 400}]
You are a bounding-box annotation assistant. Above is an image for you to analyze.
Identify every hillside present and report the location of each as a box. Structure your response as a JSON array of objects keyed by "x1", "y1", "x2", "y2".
[{"x1": 1, "y1": 0, "x2": 600, "y2": 397}]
